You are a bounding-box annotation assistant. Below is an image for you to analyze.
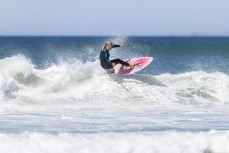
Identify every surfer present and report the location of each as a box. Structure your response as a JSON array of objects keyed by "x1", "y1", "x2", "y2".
[{"x1": 99, "y1": 42, "x2": 134, "y2": 71}]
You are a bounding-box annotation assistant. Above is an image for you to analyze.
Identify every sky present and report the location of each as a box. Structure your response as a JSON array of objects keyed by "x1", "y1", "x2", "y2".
[{"x1": 0, "y1": 0, "x2": 229, "y2": 36}]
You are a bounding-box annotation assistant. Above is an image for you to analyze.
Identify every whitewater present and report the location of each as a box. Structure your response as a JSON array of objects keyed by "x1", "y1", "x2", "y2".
[{"x1": 0, "y1": 37, "x2": 229, "y2": 153}]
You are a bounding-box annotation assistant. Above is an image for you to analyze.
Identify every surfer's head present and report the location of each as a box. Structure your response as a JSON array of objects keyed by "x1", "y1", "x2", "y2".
[{"x1": 103, "y1": 42, "x2": 113, "y2": 51}]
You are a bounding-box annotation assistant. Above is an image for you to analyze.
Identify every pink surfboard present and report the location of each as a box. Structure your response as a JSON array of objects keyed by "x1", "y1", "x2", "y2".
[{"x1": 114, "y1": 57, "x2": 153, "y2": 75}]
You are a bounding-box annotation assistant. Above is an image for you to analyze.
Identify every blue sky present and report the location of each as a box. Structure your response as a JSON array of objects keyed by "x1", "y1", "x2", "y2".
[{"x1": 0, "y1": 0, "x2": 229, "y2": 36}]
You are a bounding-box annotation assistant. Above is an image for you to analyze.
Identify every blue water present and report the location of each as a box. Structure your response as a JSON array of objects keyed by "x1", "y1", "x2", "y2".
[
  {"x1": 1, "y1": 37, "x2": 228, "y2": 74},
  {"x1": 0, "y1": 36, "x2": 229, "y2": 153}
]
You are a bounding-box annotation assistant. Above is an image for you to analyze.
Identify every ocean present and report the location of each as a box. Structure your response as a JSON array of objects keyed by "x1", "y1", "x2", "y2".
[{"x1": 0, "y1": 36, "x2": 229, "y2": 153}]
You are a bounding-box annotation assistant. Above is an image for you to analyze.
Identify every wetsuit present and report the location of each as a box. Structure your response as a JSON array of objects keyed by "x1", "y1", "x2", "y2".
[{"x1": 99, "y1": 45, "x2": 129, "y2": 69}]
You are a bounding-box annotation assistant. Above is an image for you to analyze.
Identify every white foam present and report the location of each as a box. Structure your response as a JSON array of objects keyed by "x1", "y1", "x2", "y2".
[
  {"x1": 0, "y1": 131, "x2": 229, "y2": 153},
  {"x1": 0, "y1": 56, "x2": 228, "y2": 112}
]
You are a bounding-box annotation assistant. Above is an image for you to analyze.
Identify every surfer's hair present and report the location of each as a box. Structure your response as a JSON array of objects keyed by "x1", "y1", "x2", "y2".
[{"x1": 102, "y1": 42, "x2": 113, "y2": 50}]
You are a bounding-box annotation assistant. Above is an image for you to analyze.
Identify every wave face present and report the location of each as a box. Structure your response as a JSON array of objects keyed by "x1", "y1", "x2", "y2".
[{"x1": 0, "y1": 37, "x2": 229, "y2": 153}]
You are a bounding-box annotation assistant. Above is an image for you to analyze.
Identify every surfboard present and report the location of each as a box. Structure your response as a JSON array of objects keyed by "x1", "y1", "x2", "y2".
[{"x1": 114, "y1": 57, "x2": 153, "y2": 75}]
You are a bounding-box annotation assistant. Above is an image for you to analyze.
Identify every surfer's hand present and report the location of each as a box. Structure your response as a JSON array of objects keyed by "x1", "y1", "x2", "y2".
[
  {"x1": 120, "y1": 43, "x2": 125, "y2": 47},
  {"x1": 112, "y1": 63, "x2": 116, "y2": 67}
]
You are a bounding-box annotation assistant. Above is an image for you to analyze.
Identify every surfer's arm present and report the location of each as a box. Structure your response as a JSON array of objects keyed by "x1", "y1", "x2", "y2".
[
  {"x1": 107, "y1": 59, "x2": 114, "y2": 67},
  {"x1": 112, "y1": 42, "x2": 125, "y2": 48},
  {"x1": 101, "y1": 51, "x2": 113, "y2": 65},
  {"x1": 112, "y1": 45, "x2": 120, "y2": 48}
]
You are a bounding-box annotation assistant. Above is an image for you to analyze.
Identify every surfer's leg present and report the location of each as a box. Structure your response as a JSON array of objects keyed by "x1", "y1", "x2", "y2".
[{"x1": 111, "y1": 59, "x2": 129, "y2": 66}]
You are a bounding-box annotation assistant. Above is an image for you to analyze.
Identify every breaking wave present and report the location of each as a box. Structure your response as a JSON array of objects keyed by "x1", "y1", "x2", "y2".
[{"x1": 0, "y1": 55, "x2": 228, "y2": 111}]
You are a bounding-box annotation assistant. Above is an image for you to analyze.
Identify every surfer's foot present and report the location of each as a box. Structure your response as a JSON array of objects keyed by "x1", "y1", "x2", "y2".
[
  {"x1": 128, "y1": 62, "x2": 135, "y2": 68},
  {"x1": 106, "y1": 69, "x2": 115, "y2": 74}
]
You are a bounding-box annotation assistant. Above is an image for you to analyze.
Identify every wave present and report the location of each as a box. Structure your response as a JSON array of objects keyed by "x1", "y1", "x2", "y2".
[
  {"x1": 0, "y1": 131, "x2": 229, "y2": 153},
  {"x1": 0, "y1": 55, "x2": 228, "y2": 111}
]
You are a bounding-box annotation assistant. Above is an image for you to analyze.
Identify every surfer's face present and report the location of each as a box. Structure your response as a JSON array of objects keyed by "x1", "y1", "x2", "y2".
[{"x1": 106, "y1": 44, "x2": 113, "y2": 51}]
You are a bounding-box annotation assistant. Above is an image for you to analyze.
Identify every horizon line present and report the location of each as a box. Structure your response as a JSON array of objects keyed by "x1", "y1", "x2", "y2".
[{"x1": 0, "y1": 35, "x2": 229, "y2": 37}]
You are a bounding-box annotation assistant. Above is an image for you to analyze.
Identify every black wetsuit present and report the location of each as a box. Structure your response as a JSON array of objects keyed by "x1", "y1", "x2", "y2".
[{"x1": 99, "y1": 45, "x2": 129, "y2": 69}]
